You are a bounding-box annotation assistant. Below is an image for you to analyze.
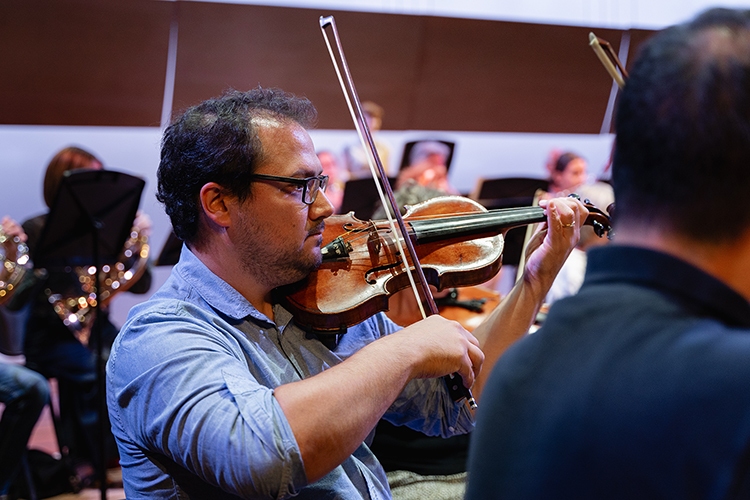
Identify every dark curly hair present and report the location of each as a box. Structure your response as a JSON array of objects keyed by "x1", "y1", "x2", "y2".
[
  {"x1": 613, "y1": 8, "x2": 750, "y2": 242},
  {"x1": 157, "y1": 87, "x2": 317, "y2": 245}
]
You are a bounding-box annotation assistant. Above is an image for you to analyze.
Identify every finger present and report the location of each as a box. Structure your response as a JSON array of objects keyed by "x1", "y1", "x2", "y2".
[
  {"x1": 463, "y1": 330, "x2": 481, "y2": 348},
  {"x1": 456, "y1": 357, "x2": 476, "y2": 389},
  {"x1": 547, "y1": 198, "x2": 579, "y2": 230},
  {"x1": 467, "y1": 342, "x2": 484, "y2": 380}
]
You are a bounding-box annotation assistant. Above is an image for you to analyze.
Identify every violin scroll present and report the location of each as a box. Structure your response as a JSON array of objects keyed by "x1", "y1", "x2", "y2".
[{"x1": 568, "y1": 193, "x2": 614, "y2": 240}]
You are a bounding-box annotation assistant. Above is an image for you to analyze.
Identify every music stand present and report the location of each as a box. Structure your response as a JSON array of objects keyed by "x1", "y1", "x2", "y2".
[
  {"x1": 339, "y1": 176, "x2": 397, "y2": 221},
  {"x1": 469, "y1": 177, "x2": 550, "y2": 267},
  {"x1": 34, "y1": 169, "x2": 145, "y2": 500}
]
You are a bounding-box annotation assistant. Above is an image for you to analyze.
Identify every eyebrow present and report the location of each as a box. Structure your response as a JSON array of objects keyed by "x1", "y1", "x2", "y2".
[{"x1": 289, "y1": 166, "x2": 323, "y2": 177}]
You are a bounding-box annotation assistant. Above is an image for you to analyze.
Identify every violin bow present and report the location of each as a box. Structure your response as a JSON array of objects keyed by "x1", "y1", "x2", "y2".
[
  {"x1": 590, "y1": 31, "x2": 630, "y2": 177},
  {"x1": 589, "y1": 32, "x2": 629, "y2": 90},
  {"x1": 319, "y1": 16, "x2": 477, "y2": 409}
]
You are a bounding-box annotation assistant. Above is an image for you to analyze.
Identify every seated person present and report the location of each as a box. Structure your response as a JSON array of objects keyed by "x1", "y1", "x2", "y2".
[
  {"x1": 544, "y1": 150, "x2": 588, "y2": 198},
  {"x1": 397, "y1": 141, "x2": 458, "y2": 194},
  {"x1": 9, "y1": 147, "x2": 152, "y2": 481},
  {"x1": 545, "y1": 181, "x2": 614, "y2": 305},
  {"x1": 106, "y1": 87, "x2": 587, "y2": 499},
  {"x1": 316, "y1": 150, "x2": 347, "y2": 213},
  {"x1": 343, "y1": 101, "x2": 391, "y2": 179},
  {"x1": 0, "y1": 216, "x2": 50, "y2": 498}
]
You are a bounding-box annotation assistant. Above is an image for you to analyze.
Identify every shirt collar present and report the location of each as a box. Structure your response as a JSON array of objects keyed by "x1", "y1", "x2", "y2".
[
  {"x1": 175, "y1": 244, "x2": 274, "y2": 324},
  {"x1": 585, "y1": 245, "x2": 750, "y2": 328}
]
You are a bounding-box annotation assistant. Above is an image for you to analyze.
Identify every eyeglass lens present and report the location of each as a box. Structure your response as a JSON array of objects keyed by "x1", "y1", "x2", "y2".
[{"x1": 304, "y1": 176, "x2": 329, "y2": 204}]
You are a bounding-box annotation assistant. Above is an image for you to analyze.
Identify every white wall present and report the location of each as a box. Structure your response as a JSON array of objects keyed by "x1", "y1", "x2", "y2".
[
  {"x1": 0, "y1": 124, "x2": 613, "y2": 326},
  {"x1": 184, "y1": 0, "x2": 750, "y2": 29}
]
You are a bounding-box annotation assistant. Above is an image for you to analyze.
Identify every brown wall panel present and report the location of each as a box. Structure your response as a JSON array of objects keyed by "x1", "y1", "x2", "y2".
[
  {"x1": 171, "y1": 4, "x2": 425, "y2": 130},
  {"x1": 0, "y1": 0, "x2": 171, "y2": 126},
  {"x1": 626, "y1": 29, "x2": 658, "y2": 71},
  {"x1": 172, "y1": 4, "x2": 646, "y2": 133},
  {"x1": 0, "y1": 0, "x2": 656, "y2": 132},
  {"x1": 409, "y1": 19, "x2": 623, "y2": 133}
]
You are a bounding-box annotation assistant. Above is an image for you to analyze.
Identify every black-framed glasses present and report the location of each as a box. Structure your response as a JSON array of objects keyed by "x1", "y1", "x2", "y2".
[{"x1": 248, "y1": 173, "x2": 329, "y2": 205}]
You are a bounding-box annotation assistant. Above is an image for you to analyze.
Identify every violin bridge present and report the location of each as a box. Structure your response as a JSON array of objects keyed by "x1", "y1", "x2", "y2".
[{"x1": 367, "y1": 224, "x2": 382, "y2": 264}]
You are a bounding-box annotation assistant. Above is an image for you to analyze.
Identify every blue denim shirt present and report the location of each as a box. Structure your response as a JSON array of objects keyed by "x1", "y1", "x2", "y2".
[{"x1": 107, "y1": 246, "x2": 473, "y2": 499}]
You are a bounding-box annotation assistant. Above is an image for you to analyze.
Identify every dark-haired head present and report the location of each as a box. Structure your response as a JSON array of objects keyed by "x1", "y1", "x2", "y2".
[
  {"x1": 553, "y1": 152, "x2": 582, "y2": 173},
  {"x1": 548, "y1": 151, "x2": 587, "y2": 194},
  {"x1": 613, "y1": 8, "x2": 750, "y2": 242},
  {"x1": 157, "y1": 87, "x2": 317, "y2": 247}
]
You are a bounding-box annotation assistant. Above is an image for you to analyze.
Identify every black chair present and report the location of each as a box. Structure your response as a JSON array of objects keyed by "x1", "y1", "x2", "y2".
[
  {"x1": 469, "y1": 177, "x2": 549, "y2": 209},
  {"x1": 1, "y1": 305, "x2": 43, "y2": 500}
]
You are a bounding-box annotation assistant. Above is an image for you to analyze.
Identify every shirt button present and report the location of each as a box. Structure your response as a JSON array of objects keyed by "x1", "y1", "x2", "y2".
[{"x1": 448, "y1": 426, "x2": 455, "y2": 433}]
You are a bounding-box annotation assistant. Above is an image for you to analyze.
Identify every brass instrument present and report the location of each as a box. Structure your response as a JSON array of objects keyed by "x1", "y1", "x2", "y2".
[
  {"x1": 0, "y1": 228, "x2": 30, "y2": 305},
  {"x1": 45, "y1": 225, "x2": 149, "y2": 346}
]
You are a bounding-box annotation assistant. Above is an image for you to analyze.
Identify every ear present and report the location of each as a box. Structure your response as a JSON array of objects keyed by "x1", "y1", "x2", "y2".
[{"x1": 199, "y1": 182, "x2": 233, "y2": 228}]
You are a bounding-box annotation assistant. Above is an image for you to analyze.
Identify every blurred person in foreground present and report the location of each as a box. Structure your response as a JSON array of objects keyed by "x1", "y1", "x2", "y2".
[{"x1": 466, "y1": 8, "x2": 750, "y2": 499}]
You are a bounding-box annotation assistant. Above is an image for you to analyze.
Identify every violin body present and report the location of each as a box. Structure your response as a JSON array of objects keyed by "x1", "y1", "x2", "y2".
[
  {"x1": 437, "y1": 286, "x2": 502, "y2": 332},
  {"x1": 279, "y1": 196, "x2": 511, "y2": 333},
  {"x1": 386, "y1": 284, "x2": 503, "y2": 331},
  {"x1": 277, "y1": 195, "x2": 612, "y2": 334}
]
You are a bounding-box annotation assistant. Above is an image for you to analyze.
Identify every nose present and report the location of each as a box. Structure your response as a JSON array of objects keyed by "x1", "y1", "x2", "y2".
[{"x1": 310, "y1": 189, "x2": 335, "y2": 220}]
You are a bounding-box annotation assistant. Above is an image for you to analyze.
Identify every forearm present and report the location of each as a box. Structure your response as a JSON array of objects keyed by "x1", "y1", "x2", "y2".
[
  {"x1": 274, "y1": 313, "x2": 480, "y2": 483},
  {"x1": 274, "y1": 333, "x2": 415, "y2": 483},
  {"x1": 471, "y1": 270, "x2": 549, "y2": 400},
  {"x1": 471, "y1": 198, "x2": 585, "y2": 401}
]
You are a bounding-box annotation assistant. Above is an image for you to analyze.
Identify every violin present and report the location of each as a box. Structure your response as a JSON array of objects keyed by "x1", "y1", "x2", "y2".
[
  {"x1": 435, "y1": 286, "x2": 502, "y2": 332},
  {"x1": 278, "y1": 195, "x2": 611, "y2": 334},
  {"x1": 314, "y1": 15, "x2": 610, "y2": 408}
]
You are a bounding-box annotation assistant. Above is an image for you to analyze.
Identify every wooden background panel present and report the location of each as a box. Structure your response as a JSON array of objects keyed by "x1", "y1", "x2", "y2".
[
  {"x1": 625, "y1": 29, "x2": 658, "y2": 71},
  {"x1": 0, "y1": 1, "x2": 655, "y2": 131},
  {"x1": 173, "y1": 4, "x2": 643, "y2": 133},
  {"x1": 171, "y1": 4, "x2": 426, "y2": 130},
  {"x1": 0, "y1": 0, "x2": 172, "y2": 126},
  {"x1": 410, "y1": 18, "x2": 624, "y2": 133}
]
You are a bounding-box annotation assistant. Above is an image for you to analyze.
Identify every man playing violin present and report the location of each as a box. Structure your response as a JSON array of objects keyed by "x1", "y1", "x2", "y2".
[
  {"x1": 466, "y1": 8, "x2": 750, "y2": 499},
  {"x1": 106, "y1": 87, "x2": 586, "y2": 499}
]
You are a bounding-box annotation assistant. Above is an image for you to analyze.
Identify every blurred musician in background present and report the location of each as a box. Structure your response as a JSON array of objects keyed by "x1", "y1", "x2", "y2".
[
  {"x1": 544, "y1": 181, "x2": 614, "y2": 305},
  {"x1": 396, "y1": 141, "x2": 458, "y2": 195},
  {"x1": 544, "y1": 150, "x2": 589, "y2": 198},
  {"x1": 343, "y1": 100, "x2": 392, "y2": 179},
  {"x1": 316, "y1": 150, "x2": 347, "y2": 213},
  {"x1": 7, "y1": 146, "x2": 152, "y2": 483},
  {"x1": 0, "y1": 216, "x2": 50, "y2": 498}
]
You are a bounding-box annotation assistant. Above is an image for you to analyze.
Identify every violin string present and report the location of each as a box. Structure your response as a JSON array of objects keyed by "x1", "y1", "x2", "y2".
[{"x1": 332, "y1": 206, "x2": 545, "y2": 245}]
